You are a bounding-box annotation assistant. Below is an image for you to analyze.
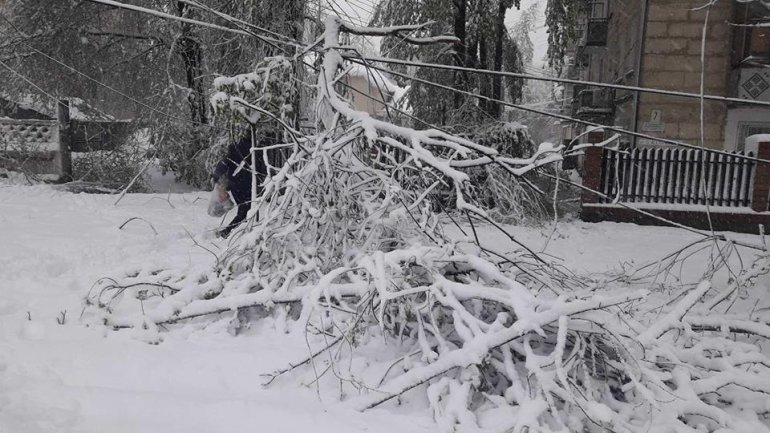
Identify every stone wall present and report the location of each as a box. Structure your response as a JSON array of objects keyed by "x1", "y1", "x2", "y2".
[
  {"x1": 637, "y1": 0, "x2": 733, "y2": 149},
  {"x1": 0, "y1": 118, "x2": 63, "y2": 176}
]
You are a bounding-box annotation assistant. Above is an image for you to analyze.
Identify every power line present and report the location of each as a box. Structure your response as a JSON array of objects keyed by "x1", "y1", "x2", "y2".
[
  {"x1": 0, "y1": 24, "x2": 218, "y2": 129},
  {"x1": 178, "y1": 0, "x2": 299, "y2": 52},
  {"x1": 323, "y1": 62, "x2": 760, "y2": 238},
  {"x1": 322, "y1": 2, "x2": 367, "y2": 28},
  {"x1": 179, "y1": 0, "x2": 360, "y2": 47},
  {"x1": 74, "y1": 0, "x2": 770, "y2": 164},
  {"x1": 86, "y1": 1, "x2": 770, "y2": 236},
  {"x1": 2, "y1": 50, "x2": 717, "y2": 237},
  {"x1": 344, "y1": 0, "x2": 377, "y2": 17},
  {"x1": 328, "y1": 0, "x2": 367, "y2": 26},
  {"x1": 83, "y1": 0, "x2": 295, "y2": 53},
  {"x1": 346, "y1": 0, "x2": 377, "y2": 12},
  {"x1": 81, "y1": 0, "x2": 768, "y2": 114},
  {"x1": 0, "y1": 58, "x2": 67, "y2": 109},
  {"x1": 15, "y1": 0, "x2": 751, "y2": 234},
  {"x1": 88, "y1": 0, "x2": 762, "y2": 112},
  {"x1": 84, "y1": 0, "x2": 248, "y2": 35},
  {"x1": 321, "y1": 60, "x2": 728, "y2": 237},
  {"x1": 179, "y1": 0, "x2": 388, "y2": 125},
  {"x1": 346, "y1": 57, "x2": 770, "y2": 164},
  {"x1": 357, "y1": 54, "x2": 770, "y2": 109}
]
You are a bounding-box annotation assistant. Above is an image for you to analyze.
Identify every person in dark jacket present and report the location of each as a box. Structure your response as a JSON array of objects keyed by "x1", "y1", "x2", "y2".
[{"x1": 212, "y1": 134, "x2": 270, "y2": 238}]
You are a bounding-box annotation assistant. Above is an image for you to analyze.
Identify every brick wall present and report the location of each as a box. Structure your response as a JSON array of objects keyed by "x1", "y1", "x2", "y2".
[{"x1": 637, "y1": 0, "x2": 733, "y2": 149}]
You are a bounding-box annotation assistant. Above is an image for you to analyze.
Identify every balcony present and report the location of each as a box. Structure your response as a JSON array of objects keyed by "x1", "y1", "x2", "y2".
[
  {"x1": 585, "y1": 18, "x2": 608, "y2": 46},
  {"x1": 571, "y1": 85, "x2": 615, "y2": 122}
]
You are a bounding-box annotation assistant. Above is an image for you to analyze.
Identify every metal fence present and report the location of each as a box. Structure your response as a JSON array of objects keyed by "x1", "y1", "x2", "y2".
[{"x1": 597, "y1": 147, "x2": 756, "y2": 207}]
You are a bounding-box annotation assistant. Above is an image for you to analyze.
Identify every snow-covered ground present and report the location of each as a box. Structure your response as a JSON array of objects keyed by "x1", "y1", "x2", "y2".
[{"x1": 0, "y1": 182, "x2": 765, "y2": 432}]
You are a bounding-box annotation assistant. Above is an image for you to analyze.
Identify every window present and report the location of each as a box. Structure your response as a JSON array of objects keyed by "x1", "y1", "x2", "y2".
[
  {"x1": 738, "y1": 121, "x2": 770, "y2": 150},
  {"x1": 583, "y1": 0, "x2": 609, "y2": 46},
  {"x1": 734, "y1": 2, "x2": 770, "y2": 65},
  {"x1": 589, "y1": 0, "x2": 608, "y2": 19}
]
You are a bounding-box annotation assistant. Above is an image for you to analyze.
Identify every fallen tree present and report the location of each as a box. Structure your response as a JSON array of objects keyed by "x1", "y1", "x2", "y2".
[{"x1": 84, "y1": 16, "x2": 770, "y2": 433}]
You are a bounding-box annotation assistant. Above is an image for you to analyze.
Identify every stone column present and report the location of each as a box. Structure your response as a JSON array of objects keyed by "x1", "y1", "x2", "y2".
[{"x1": 55, "y1": 99, "x2": 72, "y2": 182}]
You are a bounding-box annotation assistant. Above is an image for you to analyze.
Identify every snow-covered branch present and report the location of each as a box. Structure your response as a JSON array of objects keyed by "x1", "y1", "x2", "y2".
[{"x1": 338, "y1": 21, "x2": 459, "y2": 45}]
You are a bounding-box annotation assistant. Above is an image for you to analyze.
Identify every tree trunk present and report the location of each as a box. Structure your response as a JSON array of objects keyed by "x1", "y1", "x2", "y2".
[
  {"x1": 288, "y1": 0, "x2": 305, "y2": 129},
  {"x1": 478, "y1": 31, "x2": 490, "y2": 115},
  {"x1": 452, "y1": 0, "x2": 467, "y2": 110},
  {"x1": 491, "y1": 0, "x2": 507, "y2": 118},
  {"x1": 177, "y1": 2, "x2": 207, "y2": 127},
  {"x1": 287, "y1": 0, "x2": 305, "y2": 44}
]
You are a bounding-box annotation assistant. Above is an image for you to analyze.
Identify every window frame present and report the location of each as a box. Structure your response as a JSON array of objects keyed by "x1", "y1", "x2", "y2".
[{"x1": 589, "y1": 0, "x2": 608, "y2": 20}]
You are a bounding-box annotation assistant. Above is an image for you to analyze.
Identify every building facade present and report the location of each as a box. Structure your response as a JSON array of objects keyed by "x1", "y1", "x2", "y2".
[{"x1": 564, "y1": 0, "x2": 770, "y2": 150}]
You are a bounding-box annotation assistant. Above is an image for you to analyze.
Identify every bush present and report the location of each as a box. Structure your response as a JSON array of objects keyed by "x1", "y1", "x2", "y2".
[
  {"x1": 72, "y1": 139, "x2": 150, "y2": 193},
  {"x1": 447, "y1": 122, "x2": 578, "y2": 224},
  {"x1": 154, "y1": 125, "x2": 217, "y2": 189}
]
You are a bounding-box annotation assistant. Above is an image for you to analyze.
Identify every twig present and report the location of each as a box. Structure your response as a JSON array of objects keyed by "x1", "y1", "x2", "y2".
[
  {"x1": 118, "y1": 217, "x2": 158, "y2": 235},
  {"x1": 182, "y1": 227, "x2": 220, "y2": 266}
]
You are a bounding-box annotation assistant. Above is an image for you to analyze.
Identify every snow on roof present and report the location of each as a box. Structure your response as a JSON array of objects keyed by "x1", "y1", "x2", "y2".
[
  {"x1": 66, "y1": 98, "x2": 118, "y2": 122},
  {"x1": 346, "y1": 64, "x2": 408, "y2": 103},
  {"x1": 0, "y1": 93, "x2": 118, "y2": 122}
]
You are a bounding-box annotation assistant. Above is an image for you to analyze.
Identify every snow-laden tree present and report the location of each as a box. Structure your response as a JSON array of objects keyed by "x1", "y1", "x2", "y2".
[
  {"x1": 370, "y1": 0, "x2": 526, "y2": 124},
  {"x1": 0, "y1": 0, "x2": 306, "y2": 187},
  {"x1": 544, "y1": 0, "x2": 590, "y2": 73},
  {"x1": 511, "y1": 3, "x2": 538, "y2": 67},
  {"x1": 85, "y1": 15, "x2": 770, "y2": 433}
]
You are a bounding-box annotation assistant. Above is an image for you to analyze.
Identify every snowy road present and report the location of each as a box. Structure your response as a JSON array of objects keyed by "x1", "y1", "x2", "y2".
[{"x1": 0, "y1": 183, "x2": 763, "y2": 432}]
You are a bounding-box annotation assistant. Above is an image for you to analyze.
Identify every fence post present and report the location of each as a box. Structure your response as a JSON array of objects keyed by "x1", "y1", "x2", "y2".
[
  {"x1": 581, "y1": 130, "x2": 605, "y2": 204},
  {"x1": 752, "y1": 141, "x2": 770, "y2": 212},
  {"x1": 55, "y1": 99, "x2": 73, "y2": 182}
]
